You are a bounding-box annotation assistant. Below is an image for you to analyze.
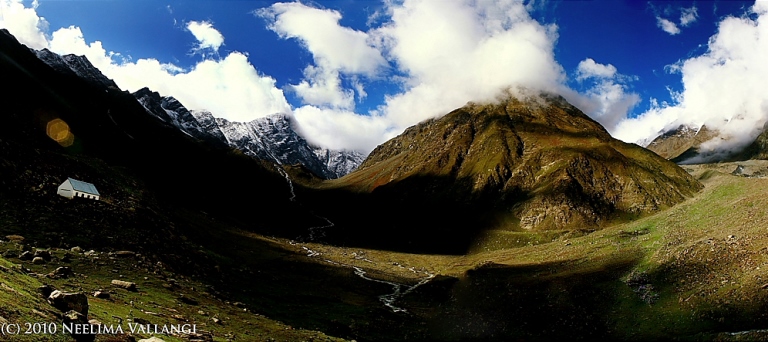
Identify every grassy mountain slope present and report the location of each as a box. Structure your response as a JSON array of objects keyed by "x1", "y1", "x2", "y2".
[
  {"x1": 306, "y1": 92, "x2": 701, "y2": 253},
  {"x1": 289, "y1": 162, "x2": 768, "y2": 340}
]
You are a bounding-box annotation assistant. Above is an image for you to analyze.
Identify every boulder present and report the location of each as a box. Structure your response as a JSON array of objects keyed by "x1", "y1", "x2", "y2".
[
  {"x1": 5, "y1": 235, "x2": 24, "y2": 242},
  {"x1": 63, "y1": 310, "x2": 87, "y2": 324},
  {"x1": 177, "y1": 294, "x2": 198, "y2": 305},
  {"x1": 38, "y1": 284, "x2": 56, "y2": 298},
  {"x1": 113, "y1": 251, "x2": 136, "y2": 258},
  {"x1": 18, "y1": 251, "x2": 32, "y2": 260},
  {"x1": 48, "y1": 290, "x2": 89, "y2": 316},
  {"x1": 93, "y1": 291, "x2": 110, "y2": 299},
  {"x1": 138, "y1": 337, "x2": 165, "y2": 342},
  {"x1": 50, "y1": 266, "x2": 72, "y2": 278},
  {"x1": 111, "y1": 280, "x2": 137, "y2": 291},
  {"x1": 32, "y1": 257, "x2": 45, "y2": 264},
  {"x1": 34, "y1": 249, "x2": 52, "y2": 261}
]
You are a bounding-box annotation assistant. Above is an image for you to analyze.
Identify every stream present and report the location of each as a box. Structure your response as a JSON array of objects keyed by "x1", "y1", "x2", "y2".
[
  {"x1": 276, "y1": 164, "x2": 434, "y2": 313},
  {"x1": 297, "y1": 244, "x2": 434, "y2": 313},
  {"x1": 273, "y1": 165, "x2": 296, "y2": 202}
]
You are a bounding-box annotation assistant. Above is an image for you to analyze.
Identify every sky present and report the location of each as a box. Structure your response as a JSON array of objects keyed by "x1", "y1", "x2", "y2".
[{"x1": 1, "y1": 0, "x2": 767, "y2": 157}]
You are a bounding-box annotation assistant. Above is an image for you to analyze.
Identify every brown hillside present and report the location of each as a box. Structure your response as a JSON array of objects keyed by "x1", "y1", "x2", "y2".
[
  {"x1": 330, "y1": 92, "x2": 702, "y2": 232},
  {"x1": 646, "y1": 124, "x2": 718, "y2": 161}
]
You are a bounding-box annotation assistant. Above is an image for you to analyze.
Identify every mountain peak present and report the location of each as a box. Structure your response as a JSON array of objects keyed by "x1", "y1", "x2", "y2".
[{"x1": 341, "y1": 93, "x2": 702, "y2": 233}]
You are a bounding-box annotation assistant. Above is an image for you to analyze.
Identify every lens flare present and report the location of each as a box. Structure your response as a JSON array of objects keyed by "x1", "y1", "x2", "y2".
[{"x1": 46, "y1": 118, "x2": 75, "y2": 147}]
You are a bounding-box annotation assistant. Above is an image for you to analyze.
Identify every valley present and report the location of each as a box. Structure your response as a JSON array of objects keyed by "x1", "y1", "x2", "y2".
[{"x1": 3, "y1": 25, "x2": 768, "y2": 341}]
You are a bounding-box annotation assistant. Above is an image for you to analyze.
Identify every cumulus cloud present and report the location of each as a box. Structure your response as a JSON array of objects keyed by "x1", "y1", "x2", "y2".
[
  {"x1": 0, "y1": 0, "x2": 650, "y2": 154},
  {"x1": 186, "y1": 20, "x2": 224, "y2": 53},
  {"x1": 290, "y1": 66, "x2": 355, "y2": 110},
  {"x1": 372, "y1": 0, "x2": 565, "y2": 128},
  {"x1": 0, "y1": 0, "x2": 49, "y2": 49},
  {"x1": 614, "y1": 2, "x2": 768, "y2": 160},
  {"x1": 46, "y1": 25, "x2": 290, "y2": 123},
  {"x1": 569, "y1": 58, "x2": 640, "y2": 131},
  {"x1": 656, "y1": 17, "x2": 681, "y2": 35},
  {"x1": 576, "y1": 58, "x2": 617, "y2": 80},
  {"x1": 293, "y1": 106, "x2": 396, "y2": 152},
  {"x1": 192, "y1": 0, "x2": 637, "y2": 152},
  {"x1": 257, "y1": 2, "x2": 387, "y2": 109}
]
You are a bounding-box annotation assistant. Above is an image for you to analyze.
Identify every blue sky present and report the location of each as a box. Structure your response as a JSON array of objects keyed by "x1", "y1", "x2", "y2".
[{"x1": 1, "y1": 0, "x2": 766, "y2": 155}]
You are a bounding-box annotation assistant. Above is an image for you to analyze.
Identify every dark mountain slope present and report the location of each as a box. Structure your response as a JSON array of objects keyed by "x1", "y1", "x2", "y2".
[
  {"x1": 308, "y1": 92, "x2": 702, "y2": 253},
  {"x1": 0, "y1": 29, "x2": 320, "y2": 236}
]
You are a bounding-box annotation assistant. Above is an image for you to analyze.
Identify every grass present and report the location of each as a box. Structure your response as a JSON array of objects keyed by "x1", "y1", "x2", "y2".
[
  {"x1": 0, "y1": 242, "x2": 348, "y2": 342},
  {"x1": 270, "y1": 163, "x2": 768, "y2": 340},
  {"x1": 4, "y1": 149, "x2": 768, "y2": 340}
]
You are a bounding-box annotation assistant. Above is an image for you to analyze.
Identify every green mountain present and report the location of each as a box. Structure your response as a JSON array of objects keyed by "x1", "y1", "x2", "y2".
[{"x1": 313, "y1": 92, "x2": 702, "y2": 253}]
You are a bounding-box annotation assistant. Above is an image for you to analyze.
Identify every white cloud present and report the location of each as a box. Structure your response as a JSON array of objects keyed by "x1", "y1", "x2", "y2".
[
  {"x1": 576, "y1": 58, "x2": 617, "y2": 80},
  {"x1": 657, "y1": 16, "x2": 681, "y2": 35},
  {"x1": 680, "y1": 6, "x2": 698, "y2": 27},
  {"x1": 258, "y1": 2, "x2": 388, "y2": 109},
  {"x1": 258, "y1": 3, "x2": 386, "y2": 76},
  {"x1": 290, "y1": 65, "x2": 355, "y2": 110},
  {"x1": 0, "y1": 0, "x2": 647, "y2": 154},
  {"x1": 0, "y1": 0, "x2": 48, "y2": 49},
  {"x1": 569, "y1": 58, "x2": 640, "y2": 131},
  {"x1": 372, "y1": 0, "x2": 565, "y2": 128},
  {"x1": 292, "y1": 106, "x2": 396, "y2": 152},
  {"x1": 614, "y1": 2, "x2": 768, "y2": 160},
  {"x1": 46, "y1": 25, "x2": 290, "y2": 123},
  {"x1": 186, "y1": 20, "x2": 224, "y2": 53}
]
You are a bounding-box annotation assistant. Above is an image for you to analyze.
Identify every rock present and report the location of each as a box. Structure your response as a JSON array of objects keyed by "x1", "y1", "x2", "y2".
[
  {"x1": 84, "y1": 250, "x2": 97, "y2": 257},
  {"x1": 50, "y1": 266, "x2": 72, "y2": 278},
  {"x1": 62, "y1": 310, "x2": 95, "y2": 342},
  {"x1": 34, "y1": 249, "x2": 52, "y2": 261},
  {"x1": 70, "y1": 246, "x2": 83, "y2": 253},
  {"x1": 63, "y1": 310, "x2": 87, "y2": 324},
  {"x1": 38, "y1": 284, "x2": 56, "y2": 298},
  {"x1": 32, "y1": 256, "x2": 45, "y2": 264},
  {"x1": 114, "y1": 251, "x2": 136, "y2": 258},
  {"x1": 5, "y1": 235, "x2": 24, "y2": 242},
  {"x1": 18, "y1": 251, "x2": 32, "y2": 261},
  {"x1": 48, "y1": 290, "x2": 89, "y2": 316},
  {"x1": 111, "y1": 280, "x2": 137, "y2": 291},
  {"x1": 93, "y1": 291, "x2": 110, "y2": 299},
  {"x1": 233, "y1": 302, "x2": 246, "y2": 308},
  {"x1": 177, "y1": 294, "x2": 198, "y2": 305},
  {"x1": 211, "y1": 317, "x2": 221, "y2": 324},
  {"x1": 138, "y1": 337, "x2": 165, "y2": 342}
]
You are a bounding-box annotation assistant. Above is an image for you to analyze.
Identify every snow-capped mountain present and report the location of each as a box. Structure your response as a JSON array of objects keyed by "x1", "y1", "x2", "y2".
[
  {"x1": 213, "y1": 113, "x2": 350, "y2": 179},
  {"x1": 33, "y1": 47, "x2": 364, "y2": 179},
  {"x1": 34, "y1": 48, "x2": 118, "y2": 89},
  {"x1": 312, "y1": 147, "x2": 366, "y2": 179},
  {"x1": 133, "y1": 87, "x2": 228, "y2": 147},
  {"x1": 133, "y1": 88, "x2": 364, "y2": 178}
]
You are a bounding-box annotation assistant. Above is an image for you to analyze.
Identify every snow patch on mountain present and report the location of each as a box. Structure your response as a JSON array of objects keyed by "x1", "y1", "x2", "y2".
[{"x1": 32, "y1": 47, "x2": 364, "y2": 179}]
